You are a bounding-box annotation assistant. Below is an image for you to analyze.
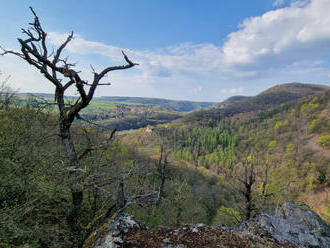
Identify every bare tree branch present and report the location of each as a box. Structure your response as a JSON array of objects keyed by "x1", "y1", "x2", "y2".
[{"x1": 53, "y1": 31, "x2": 74, "y2": 65}]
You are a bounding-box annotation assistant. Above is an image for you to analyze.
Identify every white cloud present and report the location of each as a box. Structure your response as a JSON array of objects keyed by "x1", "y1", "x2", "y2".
[
  {"x1": 273, "y1": 0, "x2": 285, "y2": 8},
  {"x1": 48, "y1": 33, "x2": 224, "y2": 79},
  {"x1": 48, "y1": 32, "x2": 125, "y2": 61},
  {"x1": 222, "y1": 0, "x2": 330, "y2": 68}
]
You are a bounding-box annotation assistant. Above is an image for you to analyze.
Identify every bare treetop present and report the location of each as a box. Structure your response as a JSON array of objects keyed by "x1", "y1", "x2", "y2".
[{"x1": 1, "y1": 7, "x2": 138, "y2": 128}]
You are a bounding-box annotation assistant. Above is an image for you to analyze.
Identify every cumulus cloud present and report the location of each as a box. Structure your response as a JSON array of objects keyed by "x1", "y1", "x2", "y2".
[
  {"x1": 222, "y1": 0, "x2": 330, "y2": 68},
  {"x1": 48, "y1": 33, "x2": 223, "y2": 78}
]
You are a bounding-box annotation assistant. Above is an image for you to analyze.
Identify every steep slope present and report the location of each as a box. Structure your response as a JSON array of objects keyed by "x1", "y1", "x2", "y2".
[
  {"x1": 216, "y1": 95, "x2": 248, "y2": 109},
  {"x1": 185, "y1": 83, "x2": 329, "y2": 125}
]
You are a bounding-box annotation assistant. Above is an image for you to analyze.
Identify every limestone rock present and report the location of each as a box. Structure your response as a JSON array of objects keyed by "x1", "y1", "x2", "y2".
[
  {"x1": 241, "y1": 203, "x2": 330, "y2": 248},
  {"x1": 85, "y1": 214, "x2": 146, "y2": 248}
]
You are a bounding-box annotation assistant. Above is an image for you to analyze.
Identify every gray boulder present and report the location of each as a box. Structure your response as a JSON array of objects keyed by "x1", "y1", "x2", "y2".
[
  {"x1": 241, "y1": 203, "x2": 330, "y2": 248},
  {"x1": 84, "y1": 214, "x2": 146, "y2": 248}
]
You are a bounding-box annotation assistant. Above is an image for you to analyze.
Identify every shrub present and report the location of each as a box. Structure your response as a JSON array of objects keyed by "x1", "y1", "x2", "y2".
[
  {"x1": 213, "y1": 206, "x2": 242, "y2": 226},
  {"x1": 318, "y1": 135, "x2": 330, "y2": 149},
  {"x1": 268, "y1": 140, "x2": 277, "y2": 151}
]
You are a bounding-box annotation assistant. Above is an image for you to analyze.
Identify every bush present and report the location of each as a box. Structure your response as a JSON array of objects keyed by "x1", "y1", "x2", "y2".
[
  {"x1": 311, "y1": 117, "x2": 329, "y2": 133},
  {"x1": 268, "y1": 140, "x2": 277, "y2": 151},
  {"x1": 318, "y1": 135, "x2": 330, "y2": 149},
  {"x1": 213, "y1": 206, "x2": 242, "y2": 226}
]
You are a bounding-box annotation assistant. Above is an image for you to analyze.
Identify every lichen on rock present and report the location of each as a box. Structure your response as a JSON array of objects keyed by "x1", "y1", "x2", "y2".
[
  {"x1": 241, "y1": 203, "x2": 330, "y2": 248},
  {"x1": 84, "y1": 214, "x2": 146, "y2": 248}
]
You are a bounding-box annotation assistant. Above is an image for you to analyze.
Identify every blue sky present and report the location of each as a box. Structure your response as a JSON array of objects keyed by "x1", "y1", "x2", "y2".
[{"x1": 1, "y1": 0, "x2": 330, "y2": 101}]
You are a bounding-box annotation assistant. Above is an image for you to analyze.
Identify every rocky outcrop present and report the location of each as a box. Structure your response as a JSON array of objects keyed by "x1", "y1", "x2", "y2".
[
  {"x1": 85, "y1": 203, "x2": 330, "y2": 248},
  {"x1": 84, "y1": 214, "x2": 146, "y2": 248},
  {"x1": 240, "y1": 203, "x2": 330, "y2": 248}
]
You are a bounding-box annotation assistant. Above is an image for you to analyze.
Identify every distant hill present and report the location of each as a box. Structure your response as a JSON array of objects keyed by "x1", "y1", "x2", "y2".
[
  {"x1": 17, "y1": 93, "x2": 216, "y2": 113},
  {"x1": 223, "y1": 95, "x2": 248, "y2": 103},
  {"x1": 215, "y1": 83, "x2": 329, "y2": 108},
  {"x1": 260, "y1": 82, "x2": 329, "y2": 95},
  {"x1": 216, "y1": 96, "x2": 248, "y2": 109},
  {"x1": 17, "y1": 92, "x2": 59, "y2": 99},
  {"x1": 97, "y1": 96, "x2": 215, "y2": 112},
  {"x1": 15, "y1": 93, "x2": 217, "y2": 131},
  {"x1": 185, "y1": 83, "x2": 330, "y2": 125}
]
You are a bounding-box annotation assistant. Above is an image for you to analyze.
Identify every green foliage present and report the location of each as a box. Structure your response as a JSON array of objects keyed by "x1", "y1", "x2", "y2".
[
  {"x1": 274, "y1": 121, "x2": 282, "y2": 132},
  {"x1": 213, "y1": 206, "x2": 242, "y2": 226},
  {"x1": 129, "y1": 176, "x2": 227, "y2": 226},
  {"x1": 318, "y1": 135, "x2": 330, "y2": 149},
  {"x1": 268, "y1": 140, "x2": 277, "y2": 151},
  {"x1": 286, "y1": 143, "x2": 295, "y2": 154},
  {"x1": 300, "y1": 100, "x2": 320, "y2": 117},
  {"x1": 317, "y1": 168, "x2": 327, "y2": 184},
  {"x1": 0, "y1": 104, "x2": 145, "y2": 247},
  {"x1": 0, "y1": 107, "x2": 72, "y2": 247},
  {"x1": 2, "y1": 84, "x2": 330, "y2": 246},
  {"x1": 274, "y1": 120, "x2": 289, "y2": 133},
  {"x1": 256, "y1": 109, "x2": 281, "y2": 122},
  {"x1": 311, "y1": 118, "x2": 321, "y2": 132},
  {"x1": 160, "y1": 125, "x2": 239, "y2": 171},
  {"x1": 310, "y1": 115, "x2": 330, "y2": 133}
]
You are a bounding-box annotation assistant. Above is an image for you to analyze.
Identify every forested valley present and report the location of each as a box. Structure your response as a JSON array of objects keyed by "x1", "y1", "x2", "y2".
[
  {"x1": 1, "y1": 79, "x2": 330, "y2": 247},
  {"x1": 1, "y1": 6, "x2": 330, "y2": 248}
]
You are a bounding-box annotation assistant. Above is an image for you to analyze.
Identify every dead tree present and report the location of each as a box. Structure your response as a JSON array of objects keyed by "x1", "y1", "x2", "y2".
[
  {"x1": 153, "y1": 126, "x2": 171, "y2": 204},
  {"x1": 1, "y1": 7, "x2": 138, "y2": 244},
  {"x1": 104, "y1": 169, "x2": 159, "y2": 219},
  {"x1": 237, "y1": 158, "x2": 256, "y2": 220}
]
